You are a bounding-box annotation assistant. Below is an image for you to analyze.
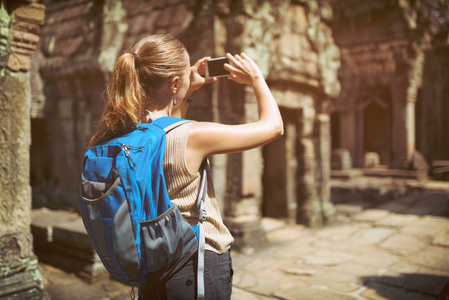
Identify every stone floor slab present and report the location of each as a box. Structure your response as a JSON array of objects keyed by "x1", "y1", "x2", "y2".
[
  {"x1": 374, "y1": 214, "x2": 419, "y2": 228},
  {"x1": 405, "y1": 267, "x2": 449, "y2": 296},
  {"x1": 232, "y1": 287, "x2": 273, "y2": 300},
  {"x1": 331, "y1": 261, "x2": 381, "y2": 277},
  {"x1": 401, "y1": 216, "x2": 449, "y2": 237},
  {"x1": 362, "y1": 281, "x2": 435, "y2": 300},
  {"x1": 433, "y1": 230, "x2": 449, "y2": 247},
  {"x1": 351, "y1": 227, "x2": 395, "y2": 245},
  {"x1": 274, "y1": 285, "x2": 358, "y2": 300},
  {"x1": 413, "y1": 246, "x2": 449, "y2": 271},
  {"x1": 307, "y1": 271, "x2": 363, "y2": 292},
  {"x1": 302, "y1": 251, "x2": 354, "y2": 266},
  {"x1": 352, "y1": 250, "x2": 400, "y2": 268},
  {"x1": 351, "y1": 209, "x2": 390, "y2": 223},
  {"x1": 246, "y1": 276, "x2": 281, "y2": 296},
  {"x1": 314, "y1": 224, "x2": 362, "y2": 241},
  {"x1": 46, "y1": 283, "x2": 109, "y2": 300},
  {"x1": 379, "y1": 233, "x2": 429, "y2": 256}
]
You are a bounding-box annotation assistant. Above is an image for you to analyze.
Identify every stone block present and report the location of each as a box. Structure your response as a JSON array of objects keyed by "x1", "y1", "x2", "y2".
[
  {"x1": 307, "y1": 271, "x2": 363, "y2": 292},
  {"x1": 413, "y1": 246, "x2": 449, "y2": 271},
  {"x1": 331, "y1": 148, "x2": 352, "y2": 170},
  {"x1": 246, "y1": 275, "x2": 280, "y2": 296},
  {"x1": 225, "y1": 215, "x2": 267, "y2": 252},
  {"x1": 362, "y1": 281, "x2": 435, "y2": 300},
  {"x1": 401, "y1": 216, "x2": 449, "y2": 237},
  {"x1": 232, "y1": 286, "x2": 272, "y2": 300},
  {"x1": 352, "y1": 227, "x2": 395, "y2": 245},
  {"x1": 45, "y1": 282, "x2": 108, "y2": 300},
  {"x1": 31, "y1": 208, "x2": 80, "y2": 243},
  {"x1": 302, "y1": 251, "x2": 354, "y2": 266},
  {"x1": 274, "y1": 285, "x2": 358, "y2": 300},
  {"x1": 53, "y1": 218, "x2": 92, "y2": 251},
  {"x1": 351, "y1": 209, "x2": 390, "y2": 223},
  {"x1": 315, "y1": 224, "x2": 361, "y2": 241},
  {"x1": 433, "y1": 230, "x2": 449, "y2": 247},
  {"x1": 352, "y1": 250, "x2": 400, "y2": 268},
  {"x1": 331, "y1": 261, "x2": 381, "y2": 277},
  {"x1": 380, "y1": 233, "x2": 429, "y2": 256},
  {"x1": 374, "y1": 213, "x2": 419, "y2": 227},
  {"x1": 334, "y1": 204, "x2": 364, "y2": 215},
  {"x1": 404, "y1": 267, "x2": 449, "y2": 296},
  {"x1": 364, "y1": 152, "x2": 380, "y2": 168}
]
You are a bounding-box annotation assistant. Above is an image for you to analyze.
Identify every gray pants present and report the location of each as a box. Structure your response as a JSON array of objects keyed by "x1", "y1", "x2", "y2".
[{"x1": 138, "y1": 250, "x2": 233, "y2": 300}]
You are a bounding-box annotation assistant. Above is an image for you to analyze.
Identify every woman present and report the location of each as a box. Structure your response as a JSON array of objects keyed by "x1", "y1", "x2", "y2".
[{"x1": 88, "y1": 33, "x2": 283, "y2": 299}]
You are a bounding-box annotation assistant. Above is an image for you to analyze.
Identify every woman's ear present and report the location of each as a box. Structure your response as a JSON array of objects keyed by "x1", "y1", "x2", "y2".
[{"x1": 170, "y1": 76, "x2": 181, "y2": 94}]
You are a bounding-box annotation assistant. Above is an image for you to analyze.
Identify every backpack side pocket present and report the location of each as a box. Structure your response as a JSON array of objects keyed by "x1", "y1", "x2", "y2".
[
  {"x1": 80, "y1": 169, "x2": 121, "y2": 270},
  {"x1": 140, "y1": 205, "x2": 198, "y2": 272}
]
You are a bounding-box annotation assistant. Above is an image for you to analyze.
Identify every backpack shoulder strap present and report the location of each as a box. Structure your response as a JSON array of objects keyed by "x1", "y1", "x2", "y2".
[
  {"x1": 196, "y1": 159, "x2": 208, "y2": 300},
  {"x1": 152, "y1": 116, "x2": 195, "y2": 133}
]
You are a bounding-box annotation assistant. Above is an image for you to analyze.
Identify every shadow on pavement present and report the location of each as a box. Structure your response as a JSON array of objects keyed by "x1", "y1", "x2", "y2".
[{"x1": 361, "y1": 273, "x2": 449, "y2": 300}]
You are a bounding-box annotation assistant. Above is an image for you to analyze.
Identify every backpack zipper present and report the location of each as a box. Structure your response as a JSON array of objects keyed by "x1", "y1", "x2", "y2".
[{"x1": 121, "y1": 144, "x2": 143, "y2": 167}]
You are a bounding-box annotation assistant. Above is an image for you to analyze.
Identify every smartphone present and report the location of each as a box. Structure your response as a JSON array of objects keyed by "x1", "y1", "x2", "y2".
[{"x1": 206, "y1": 57, "x2": 230, "y2": 78}]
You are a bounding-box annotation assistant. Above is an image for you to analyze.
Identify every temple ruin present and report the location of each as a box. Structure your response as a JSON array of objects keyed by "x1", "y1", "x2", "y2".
[{"x1": 1, "y1": 0, "x2": 448, "y2": 296}]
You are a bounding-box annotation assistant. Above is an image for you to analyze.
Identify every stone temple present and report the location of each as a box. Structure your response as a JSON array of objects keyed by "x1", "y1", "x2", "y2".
[{"x1": 1, "y1": 0, "x2": 448, "y2": 297}]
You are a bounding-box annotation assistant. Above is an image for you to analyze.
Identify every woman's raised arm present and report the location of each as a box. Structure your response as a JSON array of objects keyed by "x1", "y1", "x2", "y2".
[{"x1": 186, "y1": 53, "x2": 284, "y2": 173}]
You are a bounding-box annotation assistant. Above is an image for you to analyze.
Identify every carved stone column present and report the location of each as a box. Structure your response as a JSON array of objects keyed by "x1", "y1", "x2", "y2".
[{"x1": 0, "y1": 1, "x2": 48, "y2": 298}]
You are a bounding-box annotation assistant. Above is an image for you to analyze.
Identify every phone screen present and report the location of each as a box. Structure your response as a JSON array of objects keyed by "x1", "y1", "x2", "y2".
[{"x1": 206, "y1": 57, "x2": 230, "y2": 78}]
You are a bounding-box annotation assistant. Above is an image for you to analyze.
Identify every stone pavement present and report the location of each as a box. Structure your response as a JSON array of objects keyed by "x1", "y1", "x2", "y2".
[{"x1": 39, "y1": 183, "x2": 449, "y2": 300}]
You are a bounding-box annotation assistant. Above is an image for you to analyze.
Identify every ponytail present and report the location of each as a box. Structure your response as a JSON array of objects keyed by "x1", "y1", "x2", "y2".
[{"x1": 88, "y1": 53, "x2": 143, "y2": 148}]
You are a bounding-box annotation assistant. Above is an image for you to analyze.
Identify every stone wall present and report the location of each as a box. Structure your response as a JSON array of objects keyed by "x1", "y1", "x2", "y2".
[
  {"x1": 418, "y1": 29, "x2": 449, "y2": 162},
  {"x1": 0, "y1": 1, "x2": 47, "y2": 298},
  {"x1": 329, "y1": 0, "x2": 437, "y2": 170}
]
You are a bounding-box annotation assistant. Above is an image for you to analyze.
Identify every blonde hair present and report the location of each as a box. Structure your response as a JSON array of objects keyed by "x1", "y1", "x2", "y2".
[{"x1": 88, "y1": 33, "x2": 189, "y2": 148}]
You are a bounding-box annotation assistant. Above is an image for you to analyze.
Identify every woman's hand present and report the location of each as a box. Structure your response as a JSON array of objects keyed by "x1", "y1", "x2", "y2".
[
  {"x1": 224, "y1": 52, "x2": 263, "y2": 85},
  {"x1": 186, "y1": 57, "x2": 217, "y2": 98}
]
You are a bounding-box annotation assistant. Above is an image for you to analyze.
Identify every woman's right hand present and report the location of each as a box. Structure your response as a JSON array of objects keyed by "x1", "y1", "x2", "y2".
[{"x1": 224, "y1": 53, "x2": 264, "y2": 85}]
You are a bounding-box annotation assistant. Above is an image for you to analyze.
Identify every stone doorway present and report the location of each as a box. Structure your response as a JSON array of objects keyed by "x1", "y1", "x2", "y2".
[
  {"x1": 262, "y1": 108, "x2": 298, "y2": 222},
  {"x1": 361, "y1": 94, "x2": 392, "y2": 166}
]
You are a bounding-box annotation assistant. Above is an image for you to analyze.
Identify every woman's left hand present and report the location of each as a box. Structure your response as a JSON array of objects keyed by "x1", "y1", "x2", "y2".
[{"x1": 186, "y1": 57, "x2": 217, "y2": 98}]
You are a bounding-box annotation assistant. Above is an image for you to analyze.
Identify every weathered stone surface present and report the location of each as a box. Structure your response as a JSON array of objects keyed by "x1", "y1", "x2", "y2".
[
  {"x1": 274, "y1": 285, "x2": 357, "y2": 300},
  {"x1": 31, "y1": 208, "x2": 80, "y2": 243},
  {"x1": 0, "y1": 2, "x2": 47, "y2": 297},
  {"x1": 315, "y1": 224, "x2": 361, "y2": 241},
  {"x1": 45, "y1": 282, "x2": 109, "y2": 300},
  {"x1": 7, "y1": 3, "x2": 45, "y2": 72},
  {"x1": 375, "y1": 214, "x2": 419, "y2": 228},
  {"x1": 380, "y1": 233, "x2": 429, "y2": 256},
  {"x1": 401, "y1": 217, "x2": 449, "y2": 237},
  {"x1": 351, "y1": 227, "x2": 395, "y2": 245},
  {"x1": 302, "y1": 251, "x2": 354, "y2": 266},
  {"x1": 334, "y1": 204, "x2": 364, "y2": 215},
  {"x1": 246, "y1": 275, "x2": 280, "y2": 296},
  {"x1": 351, "y1": 209, "x2": 390, "y2": 223},
  {"x1": 403, "y1": 267, "x2": 449, "y2": 296},
  {"x1": 362, "y1": 281, "x2": 435, "y2": 300},
  {"x1": 433, "y1": 230, "x2": 449, "y2": 247},
  {"x1": 53, "y1": 218, "x2": 92, "y2": 251},
  {"x1": 352, "y1": 250, "x2": 400, "y2": 268},
  {"x1": 307, "y1": 271, "x2": 363, "y2": 292},
  {"x1": 413, "y1": 247, "x2": 449, "y2": 271},
  {"x1": 331, "y1": 262, "x2": 381, "y2": 277}
]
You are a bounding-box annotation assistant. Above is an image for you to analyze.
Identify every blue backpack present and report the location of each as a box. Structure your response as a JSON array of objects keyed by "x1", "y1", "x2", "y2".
[{"x1": 79, "y1": 117, "x2": 207, "y2": 298}]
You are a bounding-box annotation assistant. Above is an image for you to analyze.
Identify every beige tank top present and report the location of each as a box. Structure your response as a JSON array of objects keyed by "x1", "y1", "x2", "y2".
[{"x1": 163, "y1": 122, "x2": 234, "y2": 254}]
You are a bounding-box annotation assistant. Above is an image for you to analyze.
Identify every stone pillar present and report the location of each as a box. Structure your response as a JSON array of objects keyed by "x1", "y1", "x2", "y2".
[
  {"x1": 391, "y1": 87, "x2": 409, "y2": 168},
  {"x1": 316, "y1": 114, "x2": 335, "y2": 222},
  {"x1": 296, "y1": 98, "x2": 318, "y2": 226},
  {"x1": 0, "y1": 1, "x2": 47, "y2": 298}
]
